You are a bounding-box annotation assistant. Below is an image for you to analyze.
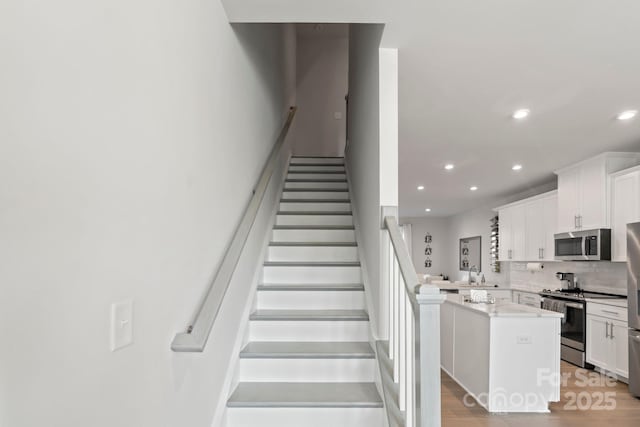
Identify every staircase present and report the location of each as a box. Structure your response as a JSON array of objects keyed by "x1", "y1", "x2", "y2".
[{"x1": 225, "y1": 156, "x2": 384, "y2": 427}]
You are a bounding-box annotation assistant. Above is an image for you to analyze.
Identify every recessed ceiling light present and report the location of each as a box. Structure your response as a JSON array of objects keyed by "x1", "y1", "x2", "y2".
[
  {"x1": 417, "y1": 185, "x2": 425, "y2": 190},
  {"x1": 470, "y1": 186, "x2": 478, "y2": 191},
  {"x1": 425, "y1": 208, "x2": 431, "y2": 212},
  {"x1": 444, "y1": 164, "x2": 455, "y2": 170},
  {"x1": 512, "y1": 164, "x2": 523, "y2": 171},
  {"x1": 512, "y1": 109, "x2": 530, "y2": 119},
  {"x1": 617, "y1": 110, "x2": 638, "y2": 121}
]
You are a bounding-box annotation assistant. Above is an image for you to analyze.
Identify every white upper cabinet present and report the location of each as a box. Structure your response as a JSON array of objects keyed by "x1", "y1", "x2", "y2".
[
  {"x1": 611, "y1": 167, "x2": 640, "y2": 262},
  {"x1": 524, "y1": 193, "x2": 558, "y2": 261},
  {"x1": 555, "y1": 153, "x2": 640, "y2": 233},
  {"x1": 497, "y1": 191, "x2": 557, "y2": 262}
]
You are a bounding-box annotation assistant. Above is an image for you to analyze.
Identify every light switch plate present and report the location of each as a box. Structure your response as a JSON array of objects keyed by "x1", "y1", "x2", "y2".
[{"x1": 110, "y1": 300, "x2": 133, "y2": 351}]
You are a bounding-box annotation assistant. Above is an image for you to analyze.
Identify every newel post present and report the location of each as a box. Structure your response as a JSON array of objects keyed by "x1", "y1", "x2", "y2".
[{"x1": 416, "y1": 285, "x2": 446, "y2": 427}]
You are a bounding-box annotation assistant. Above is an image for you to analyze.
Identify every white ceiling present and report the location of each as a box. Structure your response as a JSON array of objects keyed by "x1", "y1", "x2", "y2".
[{"x1": 380, "y1": 1, "x2": 640, "y2": 217}]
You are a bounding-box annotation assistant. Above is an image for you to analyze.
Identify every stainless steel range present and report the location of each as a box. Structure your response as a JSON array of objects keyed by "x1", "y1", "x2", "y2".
[{"x1": 540, "y1": 288, "x2": 621, "y2": 368}]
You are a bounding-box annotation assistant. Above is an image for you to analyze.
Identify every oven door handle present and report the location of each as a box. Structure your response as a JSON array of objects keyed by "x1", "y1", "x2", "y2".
[{"x1": 564, "y1": 302, "x2": 584, "y2": 310}]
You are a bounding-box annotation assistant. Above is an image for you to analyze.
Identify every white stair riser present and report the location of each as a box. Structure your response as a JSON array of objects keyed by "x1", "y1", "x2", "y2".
[
  {"x1": 289, "y1": 165, "x2": 345, "y2": 173},
  {"x1": 250, "y1": 321, "x2": 369, "y2": 342},
  {"x1": 227, "y1": 408, "x2": 383, "y2": 427},
  {"x1": 257, "y1": 290, "x2": 365, "y2": 310},
  {"x1": 239, "y1": 359, "x2": 376, "y2": 382},
  {"x1": 282, "y1": 191, "x2": 349, "y2": 200},
  {"x1": 263, "y1": 266, "x2": 361, "y2": 284},
  {"x1": 267, "y1": 245, "x2": 358, "y2": 262},
  {"x1": 291, "y1": 158, "x2": 344, "y2": 165},
  {"x1": 285, "y1": 182, "x2": 348, "y2": 190},
  {"x1": 280, "y1": 202, "x2": 351, "y2": 212},
  {"x1": 272, "y1": 229, "x2": 355, "y2": 242},
  {"x1": 275, "y1": 214, "x2": 353, "y2": 226},
  {"x1": 287, "y1": 173, "x2": 346, "y2": 180}
]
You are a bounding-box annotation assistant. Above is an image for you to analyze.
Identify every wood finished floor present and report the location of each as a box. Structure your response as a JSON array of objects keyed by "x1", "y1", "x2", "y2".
[{"x1": 442, "y1": 362, "x2": 640, "y2": 426}]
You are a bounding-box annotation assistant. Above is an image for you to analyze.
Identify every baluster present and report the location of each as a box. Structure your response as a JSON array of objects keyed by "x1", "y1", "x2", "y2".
[
  {"x1": 398, "y1": 274, "x2": 406, "y2": 410},
  {"x1": 393, "y1": 256, "x2": 400, "y2": 381},
  {"x1": 388, "y1": 240, "x2": 395, "y2": 358},
  {"x1": 406, "y1": 292, "x2": 415, "y2": 427}
]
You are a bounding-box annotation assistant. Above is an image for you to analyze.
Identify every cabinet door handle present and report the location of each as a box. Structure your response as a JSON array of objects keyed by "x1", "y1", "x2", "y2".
[
  {"x1": 610, "y1": 323, "x2": 615, "y2": 339},
  {"x1": 575, "y1": 215, "x2": 579, "y2": 229},
  {"x1": 579, "y1": 215, "x2": 583, "y2": 229},
  {"x1": 541, "y1": 248, "x2": 544, "y2": 259},
  {"x1": 601, "y1": 309, "x2": 619, "y2": 316},
  {"x1": 605, "y1": 321, "x2": 609, "y2": 338}
]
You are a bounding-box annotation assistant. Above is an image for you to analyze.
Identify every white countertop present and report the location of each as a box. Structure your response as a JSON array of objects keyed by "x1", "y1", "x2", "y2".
[
  {"x1": 584, "y1": 298, "x2": 628, "y2": 308},
  {"x1": 444, "y1": 294, "x2": 564, "y2": 318},
  {"x1": 436, "y1": 284, "x2": 507, "y2": 291}
]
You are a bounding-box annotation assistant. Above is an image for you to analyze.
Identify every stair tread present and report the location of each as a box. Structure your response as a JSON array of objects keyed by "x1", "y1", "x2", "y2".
[
  {"x1": 258, "y1": 283, "x2": 364, "y2": 291},
  {"x1": 290, "y1": 163, "x2": 345, "y2": 167},
  {"x1": 281, "y1": 199, "x2": 350, "y2": 203},
  {"x1": 227, "y1": 382, "x2": 382, "y2": 408},
  {"x1": 269, "y1": 241, "x2": 357, "y2": 247},
  {"x1": 264, "y1": 261, "x2": 360, "y2": 267},
  {"x1": 240, "y1": 341, "x2": 375, "y2": 359},
  {"x1": 273, "y1": 225, "x2": 354, "y2": 230},
  {"x1": 288, "y1": 171, "x2": 346, "y2": 174},
  {"x1": 286, "y1": 179, "x2": 348, "y2": 183},
  {"x1": 283, "y1": 188, "x2": 349, "y2": 192},
  {"x1": 277, "y1": 211, "x2": 352, "y2": 216},
  {"x1": 250, "y1": 309, "x2": 369, "y2": 321}
]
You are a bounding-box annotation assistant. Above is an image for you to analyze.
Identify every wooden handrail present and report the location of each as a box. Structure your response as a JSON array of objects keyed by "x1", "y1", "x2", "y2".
[{"x1": 171, "y1": 107, "x2": 297, "y2": 352}]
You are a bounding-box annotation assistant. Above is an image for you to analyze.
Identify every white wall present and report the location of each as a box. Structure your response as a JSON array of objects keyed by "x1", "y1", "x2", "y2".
[
  {"x1": 401, "y1": 217, "x2": 451, "y2": 277},
  {"x1": 0, "y1": 2, "x2": 295, "y2": 426},
  {"x1": 447, "y1": 207, "x2": 506, "y2": 285},
  {"x1": 346, "y1": 24, "x2": 385, "y2": 336},
  {"x1": 293, "y1": 28, "x2": 348, "y2": 156}
]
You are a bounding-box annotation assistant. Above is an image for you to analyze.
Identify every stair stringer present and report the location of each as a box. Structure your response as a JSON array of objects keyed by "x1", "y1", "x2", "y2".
[{"x1": 343, "y1": 161, "x2": 390, "y2": 427}]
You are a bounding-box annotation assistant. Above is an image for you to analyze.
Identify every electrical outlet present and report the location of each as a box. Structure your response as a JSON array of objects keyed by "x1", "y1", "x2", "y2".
[
  {"x1": 516, "y1": 335, "x2": 532, "y2": 344},
  {"x1": 110, "y1": 300, "x2": 133, "y2": 351}
]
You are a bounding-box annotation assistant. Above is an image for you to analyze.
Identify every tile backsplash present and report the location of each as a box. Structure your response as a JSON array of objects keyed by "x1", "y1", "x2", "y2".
[{"x1": 508, "y1": 261, "x2": 627, "y2": 296}]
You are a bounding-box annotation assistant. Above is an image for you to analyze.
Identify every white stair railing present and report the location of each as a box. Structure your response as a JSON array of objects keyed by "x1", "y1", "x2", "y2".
[{"x1": 383, "y1": 215, "x2": 445, "y2": 427}]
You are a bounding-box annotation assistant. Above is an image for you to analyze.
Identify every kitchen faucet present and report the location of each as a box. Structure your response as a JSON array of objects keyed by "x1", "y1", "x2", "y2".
[{"x1": 468, "y1": 265, "x2": 479, "y2": 286}]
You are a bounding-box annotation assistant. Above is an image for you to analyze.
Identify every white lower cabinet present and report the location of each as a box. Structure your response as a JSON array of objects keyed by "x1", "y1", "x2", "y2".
[{"x1": 586, "y1": 302, "x2": 629, "y2": 380}]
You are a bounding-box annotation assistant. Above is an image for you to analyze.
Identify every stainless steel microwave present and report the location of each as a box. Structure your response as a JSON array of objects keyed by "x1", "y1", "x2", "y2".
[{"x1": 554, "y1": 229, "x2": 611, "y2": 261}]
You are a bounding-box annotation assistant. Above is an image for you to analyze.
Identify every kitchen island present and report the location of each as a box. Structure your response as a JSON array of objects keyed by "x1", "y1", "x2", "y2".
[{"x1": 441, "y1": 294, "x2": 563, "y2": 412}]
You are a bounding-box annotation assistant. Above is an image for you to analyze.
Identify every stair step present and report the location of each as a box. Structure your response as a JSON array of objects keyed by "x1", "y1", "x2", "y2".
[
  {"x1": 250, "y1": 320, "x2": 369, "y2": 341},
  {"x1": 269, "y1": 241, "x2": 356, "y2": 246},
  {"x1": 227, "y1": 382, "x2": 383, "y2": 408},
  {"x1": 240, "y1": 341, "x2": 375, "y2": 359},
  {"x1": 286, "y1": 178, "x2": 347, "y2": 183},
  {"x1": 226, "y1": 408, "x2": 384, "y2": 427},
  {"x1": 276, "y1": 213, "x2": 353, "y2": 226},
  {"x1": 291, "y1": 156, "x2": 345, "y2": 164},
  {"x1": 273, "y1": 225, "x2": 354, "y2": 230},
  {"x1": 250, "y1": 309, "x2": 369, "y2": 321},
  {"x1": 287, "y1": 165, "x2": 345, "y2": 176},
  {"x1": 267, "y1": 244, "x2": 358, "y2": 263},
  {"x1": 289, "y1": 166, "x2": 345, "y2": 173},
  {"x1": 257, "y1": 289, "x2": 365, "y2": 310},
  {"x1": 263, "y1": 264, "x2": 361, "y2": 284},
  {"x1": 272, "y1": 228, "x2": 355, "y2": 243},
  {"x1": 277, "y1": 211, "x2": 352, "y2": 216},
  {"x1": 287, "y1": 173, "x2": 347, "y2": 180},
  {"x1": 290, "y1": 163, "x2": 345, "y2": 167},
  {"x1": 280, "y1": 201, "x2": 351, "y2": 212},
  {"x1": 264, "y1": 261, "x2": 360, "y2": 267},
  {"x1": 285, "y1": 181, "x2": 348, "y2": 190},
  {"x1": 282, "y1": 191, "x2": 349, "y2": 200},
  {"x1": 258, "y1": 283, "x2": 365, "y2": 291}
]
